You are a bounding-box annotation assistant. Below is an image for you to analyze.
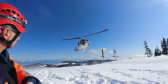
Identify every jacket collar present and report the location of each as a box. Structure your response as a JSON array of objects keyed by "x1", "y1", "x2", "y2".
[{"x1": 0, "y1": 49, "x2": 9, "y2": 64}]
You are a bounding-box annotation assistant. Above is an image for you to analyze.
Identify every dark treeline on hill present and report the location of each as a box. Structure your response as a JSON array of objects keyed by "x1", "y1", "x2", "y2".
[
  {"x1": 155, "y1": 37, "x2": 168, "y2": 56},
  {"x1": 145, "y1": 37, "x2": 168, "y2": 57},
  {"x1": 24, "y1": 59, "x2": 114, "y2": 69}
]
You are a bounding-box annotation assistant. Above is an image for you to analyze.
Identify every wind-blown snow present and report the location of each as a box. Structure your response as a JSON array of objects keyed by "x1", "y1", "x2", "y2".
[{"x1": 26, "y1": 56, "x2": 168, "y2": 84}]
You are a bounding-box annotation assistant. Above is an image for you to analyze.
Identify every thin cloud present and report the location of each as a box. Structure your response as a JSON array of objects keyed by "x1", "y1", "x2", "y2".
[
  {"x1": 89, "y1": 55, "x2": 94, "y2": 57},
  {"x1": 88, "y1": 48, "x2": 113, "y2": 55},
  {"x1": 29, "y1": 60, "x2": 33, "y2": 62},
  {"x1": 79, "y1": 56, "x2": 84, "y2": 58},
  {"x1": 38, "y1": 6, "x2": 53, "y2": 18},
  {"x1": 108, "y1": 50, "x2": 113, "y2": 53},
  {"x1": 16, "y1": 60, "x2": 34, "y2": 62},
  {"x1": 19, "y1": 60, "x2": 25, "y2": 62},
  {"x1": 89, "y1": 49, "x2": 101, "y2": 55},
  {"x1": 129, "y1": 1, "x2": 168, "y2": 9}
]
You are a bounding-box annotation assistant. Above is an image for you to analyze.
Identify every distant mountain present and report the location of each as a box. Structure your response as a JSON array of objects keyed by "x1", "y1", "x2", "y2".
[
  {"x1": 23, "y1": 59, "x2": 114, "y2": 69},
  {"x1": 15, "y1": 59, "x2": 86, "y2": 66}
]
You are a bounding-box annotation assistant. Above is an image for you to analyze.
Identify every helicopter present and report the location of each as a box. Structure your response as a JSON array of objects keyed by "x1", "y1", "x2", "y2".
[{"x1": 62, "y1": 29, "x2": 109, "y2": 52}]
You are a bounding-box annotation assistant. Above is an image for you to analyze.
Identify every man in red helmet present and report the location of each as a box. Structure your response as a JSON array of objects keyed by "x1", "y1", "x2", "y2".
[{"x1": 0, "y1": 3, "x2": 41, "y2": 84}]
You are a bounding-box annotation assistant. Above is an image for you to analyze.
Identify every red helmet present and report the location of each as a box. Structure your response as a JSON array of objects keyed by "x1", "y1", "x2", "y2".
[{"x1": 0, "y1": 3, "x2": 26, "y2": 33}]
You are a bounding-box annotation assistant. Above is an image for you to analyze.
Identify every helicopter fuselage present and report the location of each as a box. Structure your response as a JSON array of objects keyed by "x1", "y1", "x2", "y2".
[{"x1": 78, "y1": 42, "x2": 89, "y2": 51}]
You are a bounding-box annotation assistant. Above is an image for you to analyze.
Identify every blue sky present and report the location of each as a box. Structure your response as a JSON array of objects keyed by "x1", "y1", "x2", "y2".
[{"x1": 2, "y1": 0, "x2": 168, "y2": 61}]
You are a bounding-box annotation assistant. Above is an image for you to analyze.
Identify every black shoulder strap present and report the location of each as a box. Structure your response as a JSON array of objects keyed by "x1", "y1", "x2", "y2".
[
  {"x1": 0, "y1": 63, "x2": 16, "y2": 84},
  {"x1": 8, "y1": 60, "x2": 18, "y2": 84}
]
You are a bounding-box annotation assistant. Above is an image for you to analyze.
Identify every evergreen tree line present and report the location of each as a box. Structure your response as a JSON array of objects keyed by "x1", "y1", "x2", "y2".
[
  {"x1": 144, "y1": 37, "x2": 168, "y2": 57},
  {"x1": 154, "y1": 37, "x2": 168, "y2": 56}
]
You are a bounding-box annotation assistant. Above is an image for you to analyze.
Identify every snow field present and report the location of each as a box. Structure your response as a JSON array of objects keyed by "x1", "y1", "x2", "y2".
[{"x1": 26, "y1": 56, "x2": 168, "y2": 84}]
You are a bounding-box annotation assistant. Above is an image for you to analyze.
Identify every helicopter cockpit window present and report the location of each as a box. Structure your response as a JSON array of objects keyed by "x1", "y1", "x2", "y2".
[
  {"x1": 79, "y1": 39, "x2": 85, "y2": 45},
  {"x1": 82, "y1": 39, "x2": 85, "y2": 42}
]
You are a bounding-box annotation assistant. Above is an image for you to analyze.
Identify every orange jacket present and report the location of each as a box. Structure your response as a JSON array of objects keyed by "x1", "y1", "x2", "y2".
[
  {"x1": 0, "y1": 50, "x2": 41, "y2": 84},
  {"x1": 9, "y1": 56, "x2": 32, "y2": 84}
]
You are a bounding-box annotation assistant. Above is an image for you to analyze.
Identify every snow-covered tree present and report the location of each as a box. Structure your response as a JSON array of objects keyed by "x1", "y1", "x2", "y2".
[
  {"x1": 161, "y1": 37, "x2": 167, "y2": 55},
  {"x1": 148, "y1": 48, "x2": 153, "y2": 57},
  {"x1": 144, "y1": 41, "x2": 152, "y2": 57},
  {"x1": 144, "y1": 41, "x2": 149, "y2": 57},
  {"x1": 113, "y1": 50, "x2": 118, "y2": 60},
  {"x1": 154, "y1": 46, "x2": 161, "y2": 56},
  {"x1": 154, "y1": 48, "x2": 157, "y2": 57},
  {"x1": 167, "y1": 38, "x2": 168, "y2": 54},
  {"x1": 101, "y1": 48, "x2": 104, "y2": 62}
]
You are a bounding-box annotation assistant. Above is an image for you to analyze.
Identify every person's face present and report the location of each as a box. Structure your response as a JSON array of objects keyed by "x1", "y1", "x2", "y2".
[
  {"x1": 2, "y1": 28, "x2": 20, "y2": 48},
  {"x1": 9, "y1": 31, "x2": 20, "y2": 48}
]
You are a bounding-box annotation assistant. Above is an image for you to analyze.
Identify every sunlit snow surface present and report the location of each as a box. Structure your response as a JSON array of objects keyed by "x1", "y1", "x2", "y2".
[{"x1": 26, "y1": 56, "x2": 168, "y2": 84}]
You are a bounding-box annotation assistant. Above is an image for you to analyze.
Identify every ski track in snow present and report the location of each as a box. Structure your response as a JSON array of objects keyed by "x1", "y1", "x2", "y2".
[
  {"x1": 109, "y1": 69, "x2": 166, "y2": 84},
  {"x1": 28, "y1": 68, "x2": 168, "y2": 84},
  {"x1": 31, "y1": 68, "x2": 130, "y2": 84},
  {"x1": 26, "y1": 56, "x2": 168, "y2": 84}
]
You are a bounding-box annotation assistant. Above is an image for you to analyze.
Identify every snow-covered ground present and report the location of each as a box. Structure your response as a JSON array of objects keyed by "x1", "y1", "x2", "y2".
[{"x1": 26, "y1": 56, "x2": 168, "y2": 84}]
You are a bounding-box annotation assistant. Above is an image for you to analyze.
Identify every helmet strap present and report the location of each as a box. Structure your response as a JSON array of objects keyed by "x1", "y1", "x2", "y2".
[{"x1": 0, "y1": 33, "x2": 20, "y2": 48}]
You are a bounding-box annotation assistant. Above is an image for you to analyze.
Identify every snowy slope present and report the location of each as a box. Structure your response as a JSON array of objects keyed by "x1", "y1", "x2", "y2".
[{"x1": 26, "y1": 56, "x2": 168, "y2": 84}]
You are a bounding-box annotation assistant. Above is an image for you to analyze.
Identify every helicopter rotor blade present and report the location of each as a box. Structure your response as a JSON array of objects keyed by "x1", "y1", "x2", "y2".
[
  {"x1": 62, "y1": 37, "x2": 83, "y2": 41},
  {"x1": 83, "y1": 29, "x2": 109, "y2": 38},
  {"x1": 62, "y1": 29, "x2": 109, "y2": 41}
]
